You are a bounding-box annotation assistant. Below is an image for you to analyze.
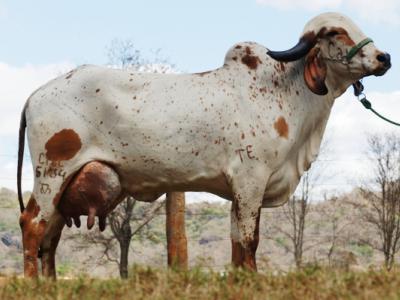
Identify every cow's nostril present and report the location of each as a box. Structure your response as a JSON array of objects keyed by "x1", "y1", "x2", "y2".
[
  {"x1": 377, "y1": 53, "x2": 391, "y2": 66},
  {"x1": 376, "y1": 53, "x2": 387, "y2": 63}
]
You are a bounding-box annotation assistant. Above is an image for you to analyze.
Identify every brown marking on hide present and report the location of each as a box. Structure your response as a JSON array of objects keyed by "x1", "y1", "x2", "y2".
[
  {"x1": 327, "y1": 27, "x2": 355, "y2": 46},
  {"x1": 243, "y1": 207, "x2": 261, "y2": 271},
  {"x1": 235, "y1": 45, "x2": 242, "y2": 49},
  {"x1": 232, "y1": 56, "x2": 238, "y2": 61},
  {"x1": 58, "y1": 161, "x2": 121, "y2": 231},
  {"x1": 232, "y1": 196, "x2": 241, "y2": 221},
  {"x1": 259, "y1": 87, "x2": 267, "y2": 93},
  {"x1": 274, "y1": 116, "x2": 289, "y2": 139},
  {"x1": 241, "y1": 133, "x2": 245, "y2": 140},
  {"x1": 273, "y1": 80, "x2": 279, "y2": 87},
  {"x1": 45, "y1": 129, "x2": 82, "y2": 161},
  {"x1": 337, "y1": 34, "x2": 355, "y2": 46},
  {"x1": 231, "y1": 240, "x2": 245, "y2": 267},
  {"x1": 241, "y1": 47, "x2": 261, "y2": 70},
  {"x1": 230, "y1": 205, "x2": 260, "y2": 270},
  {"x1": 279, "y1": 62, "x2": 286, "y2": 72},
  {"x1": 301, "y1": 30, "x2": 317, "y2": 45},
  {"x1": 20, "y1": 196, "x2": 47, "y2": 277},
  {"x1": 95, "y1": 88, "x2": 101, "y2": 93}
]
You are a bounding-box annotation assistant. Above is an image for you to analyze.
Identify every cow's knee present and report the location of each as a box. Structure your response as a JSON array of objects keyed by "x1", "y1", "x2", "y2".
[
  {"x1": 20, "y1": 196, "x2": 47, "y2": 278},
  {"x1": 58, "y1": 161, "x2": 122, "y2": 230}
]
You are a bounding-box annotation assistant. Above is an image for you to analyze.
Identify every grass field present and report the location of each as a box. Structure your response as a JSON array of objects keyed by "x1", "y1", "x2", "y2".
[{"x1": 1, "y1": 265, "x2": 400, "y2": 300}]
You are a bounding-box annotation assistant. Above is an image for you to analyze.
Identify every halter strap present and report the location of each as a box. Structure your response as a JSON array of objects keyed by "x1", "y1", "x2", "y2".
[{"x1": 346, "y1": 38, "x2": 373, "y2": 61}]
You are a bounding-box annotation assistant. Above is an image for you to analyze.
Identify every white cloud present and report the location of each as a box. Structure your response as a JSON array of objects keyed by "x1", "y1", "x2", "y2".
[
  {"x1": 0, "y1": 62, "x2": 75, "y2": 137},
  {"x1": 0, "y1": 62, "x2": 74, "y2": 191},
  {"x1": 256, "y1": 0, "x2": 400, "y2": 26}
]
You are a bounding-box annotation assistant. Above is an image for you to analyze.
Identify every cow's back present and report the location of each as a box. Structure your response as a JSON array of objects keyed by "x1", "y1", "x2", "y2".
[{"x1": 25, "y1": 64, "x2": 245, "y2": 201}]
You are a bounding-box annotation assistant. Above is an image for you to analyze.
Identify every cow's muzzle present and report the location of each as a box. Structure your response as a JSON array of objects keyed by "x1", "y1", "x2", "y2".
[{"x1": 374, "y1": 52, "x2": 391, "y2": 76}]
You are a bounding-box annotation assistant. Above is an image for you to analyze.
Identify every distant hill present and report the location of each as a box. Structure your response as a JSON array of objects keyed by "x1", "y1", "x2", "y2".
[
  {"x1": 0, "y1": 187, "x2": 390, "y2": 277},
  {"x1": 0, "y1": 188, "x2": 30, "y2": 209}
]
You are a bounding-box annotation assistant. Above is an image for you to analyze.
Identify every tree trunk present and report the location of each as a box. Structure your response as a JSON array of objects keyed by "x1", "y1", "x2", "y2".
[
  {"x1": 166, "y1": 192, "x2": 188, "y2": 269},
  {"x1": 295, "y1": 248, "x2": 303, "y2": 268},
  {"x1": 119, "y1": 239, "x2": 130, "y2": 279},
  {"x1": 384, "y1": 252, "x2": 395, "y2": 271}
]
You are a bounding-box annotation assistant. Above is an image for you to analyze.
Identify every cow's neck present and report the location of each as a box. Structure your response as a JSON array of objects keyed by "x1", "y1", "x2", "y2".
[
  {"x1": 285, "y1": 60, "x2": 336, "y2": 175},
  {"x1": 325, "y1": 69, "x2": 357, "y2": 99}
]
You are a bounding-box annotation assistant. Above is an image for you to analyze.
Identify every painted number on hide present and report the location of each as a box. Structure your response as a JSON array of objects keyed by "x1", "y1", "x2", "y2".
[
  {"x1": 35, "y1": 152, "x2": 67, "y2": 180},
  {"x1": 40, "y1": 183, "x2": 51, "y2": 194},
  {"x1": 235, "y1": 145, "x2": 255, "y2": 162}
]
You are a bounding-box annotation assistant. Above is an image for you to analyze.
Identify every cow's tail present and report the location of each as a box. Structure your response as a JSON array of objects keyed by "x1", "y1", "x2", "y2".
[{"x1": 17, "y1": 104, "x2": 27, "y2": 213}]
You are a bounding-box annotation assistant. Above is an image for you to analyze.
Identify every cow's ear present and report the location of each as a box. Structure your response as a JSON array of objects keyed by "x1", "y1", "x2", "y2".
[{"x1": 304, "y1": 47, "x2": 328, "y2": 95}]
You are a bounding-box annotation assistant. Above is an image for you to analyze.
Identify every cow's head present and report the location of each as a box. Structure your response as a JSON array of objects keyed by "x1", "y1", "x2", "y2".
[{"x1": 268, "y1": 12, "x2": 391, "y2": 96}]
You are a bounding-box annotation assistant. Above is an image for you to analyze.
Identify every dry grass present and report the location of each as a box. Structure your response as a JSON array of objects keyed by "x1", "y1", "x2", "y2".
[{"x1": 1, "y1": 265, "x2": 400, "y2": 300}]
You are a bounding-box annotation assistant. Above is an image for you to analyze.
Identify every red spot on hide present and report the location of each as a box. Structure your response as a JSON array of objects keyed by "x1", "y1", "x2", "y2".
[
  {"x1": 274, "y1": 116, "x2": 289, "y2": 139},
  {"x1": 45, "y1": 129, "x2": 82, "y2": 161}
]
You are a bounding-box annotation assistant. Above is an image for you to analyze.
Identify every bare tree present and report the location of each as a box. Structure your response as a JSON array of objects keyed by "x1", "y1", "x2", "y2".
[
  {"x1": 319, "y1": 195, "x2": 351, "y2": 266},
  {"x1": 359, "y1": 133, "x2": 400, "y2": 270},
  {"x1": 269, "y1": 141, "x2": 330, "y2": 268},
  {"x1": 71, "y1": 198, "x2": 165, "y2": 278},
  {"x1": 281, "y1": 173, "x2": 312, "y2": 268},
  {"x1": 107, "y1": 38, "x2": 175, "y2": 73}
]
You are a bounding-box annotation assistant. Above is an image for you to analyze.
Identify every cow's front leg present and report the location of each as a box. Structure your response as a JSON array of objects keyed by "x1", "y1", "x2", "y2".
[
  {"x1": 229, "y1": 172, "x2": 266, "y2": 271},
  {"x1": 20, "y1": 196, "x2": 47, "y2": 278},
  {"x1": 40, "y1": 210, "x2": 65, "y2": 278}
]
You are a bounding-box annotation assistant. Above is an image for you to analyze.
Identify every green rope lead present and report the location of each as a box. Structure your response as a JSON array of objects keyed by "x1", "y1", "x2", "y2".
[
  {"x1": 346, "y1": 38, "x2": 373, "y2": 61},
  {"x1": 359, "y1": 97, "x2": 400, "y2": 126}
]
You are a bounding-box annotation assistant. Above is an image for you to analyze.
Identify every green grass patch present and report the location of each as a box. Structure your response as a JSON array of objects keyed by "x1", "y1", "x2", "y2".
[{"x1": 1, "y1": 266, "x2": 400, "y2": 299}]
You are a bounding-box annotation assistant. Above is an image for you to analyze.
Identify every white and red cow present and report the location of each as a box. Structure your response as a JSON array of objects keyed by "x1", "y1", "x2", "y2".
[{"x1": 17, "y1": 12, "x2": 390, "y2": 277}]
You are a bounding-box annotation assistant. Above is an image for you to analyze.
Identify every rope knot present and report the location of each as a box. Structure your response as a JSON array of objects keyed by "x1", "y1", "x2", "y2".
[{"x1": 360, "y1": 98, "x2": 372, "y2": 109}]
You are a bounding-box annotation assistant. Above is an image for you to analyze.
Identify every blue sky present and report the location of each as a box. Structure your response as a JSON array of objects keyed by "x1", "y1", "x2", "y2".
[
  {"x1": 0, "y1": 0, "x2": 398, "y2": 91},
  {"x1": 0, "y1": 0, "x2": 399, "y2": 199}
]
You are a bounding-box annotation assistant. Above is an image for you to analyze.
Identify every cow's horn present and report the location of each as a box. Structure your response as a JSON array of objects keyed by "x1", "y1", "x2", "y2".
[{"x1": 267, "y1": 32, "x2": 317, "y2": 62}]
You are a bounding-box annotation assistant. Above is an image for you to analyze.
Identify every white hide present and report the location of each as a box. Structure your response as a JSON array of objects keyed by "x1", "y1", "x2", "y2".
[{"x1": 24, "y1": 13, "x2": 387, "y2": 231}]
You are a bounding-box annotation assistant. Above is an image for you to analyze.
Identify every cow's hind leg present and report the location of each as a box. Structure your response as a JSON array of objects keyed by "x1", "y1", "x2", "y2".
[
  {"x1": 40, "y1": 210, "x2": 65, "y2": 278},
  {"x1": 20, "y1": 196, "x2": 47, "y2": 277}
]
